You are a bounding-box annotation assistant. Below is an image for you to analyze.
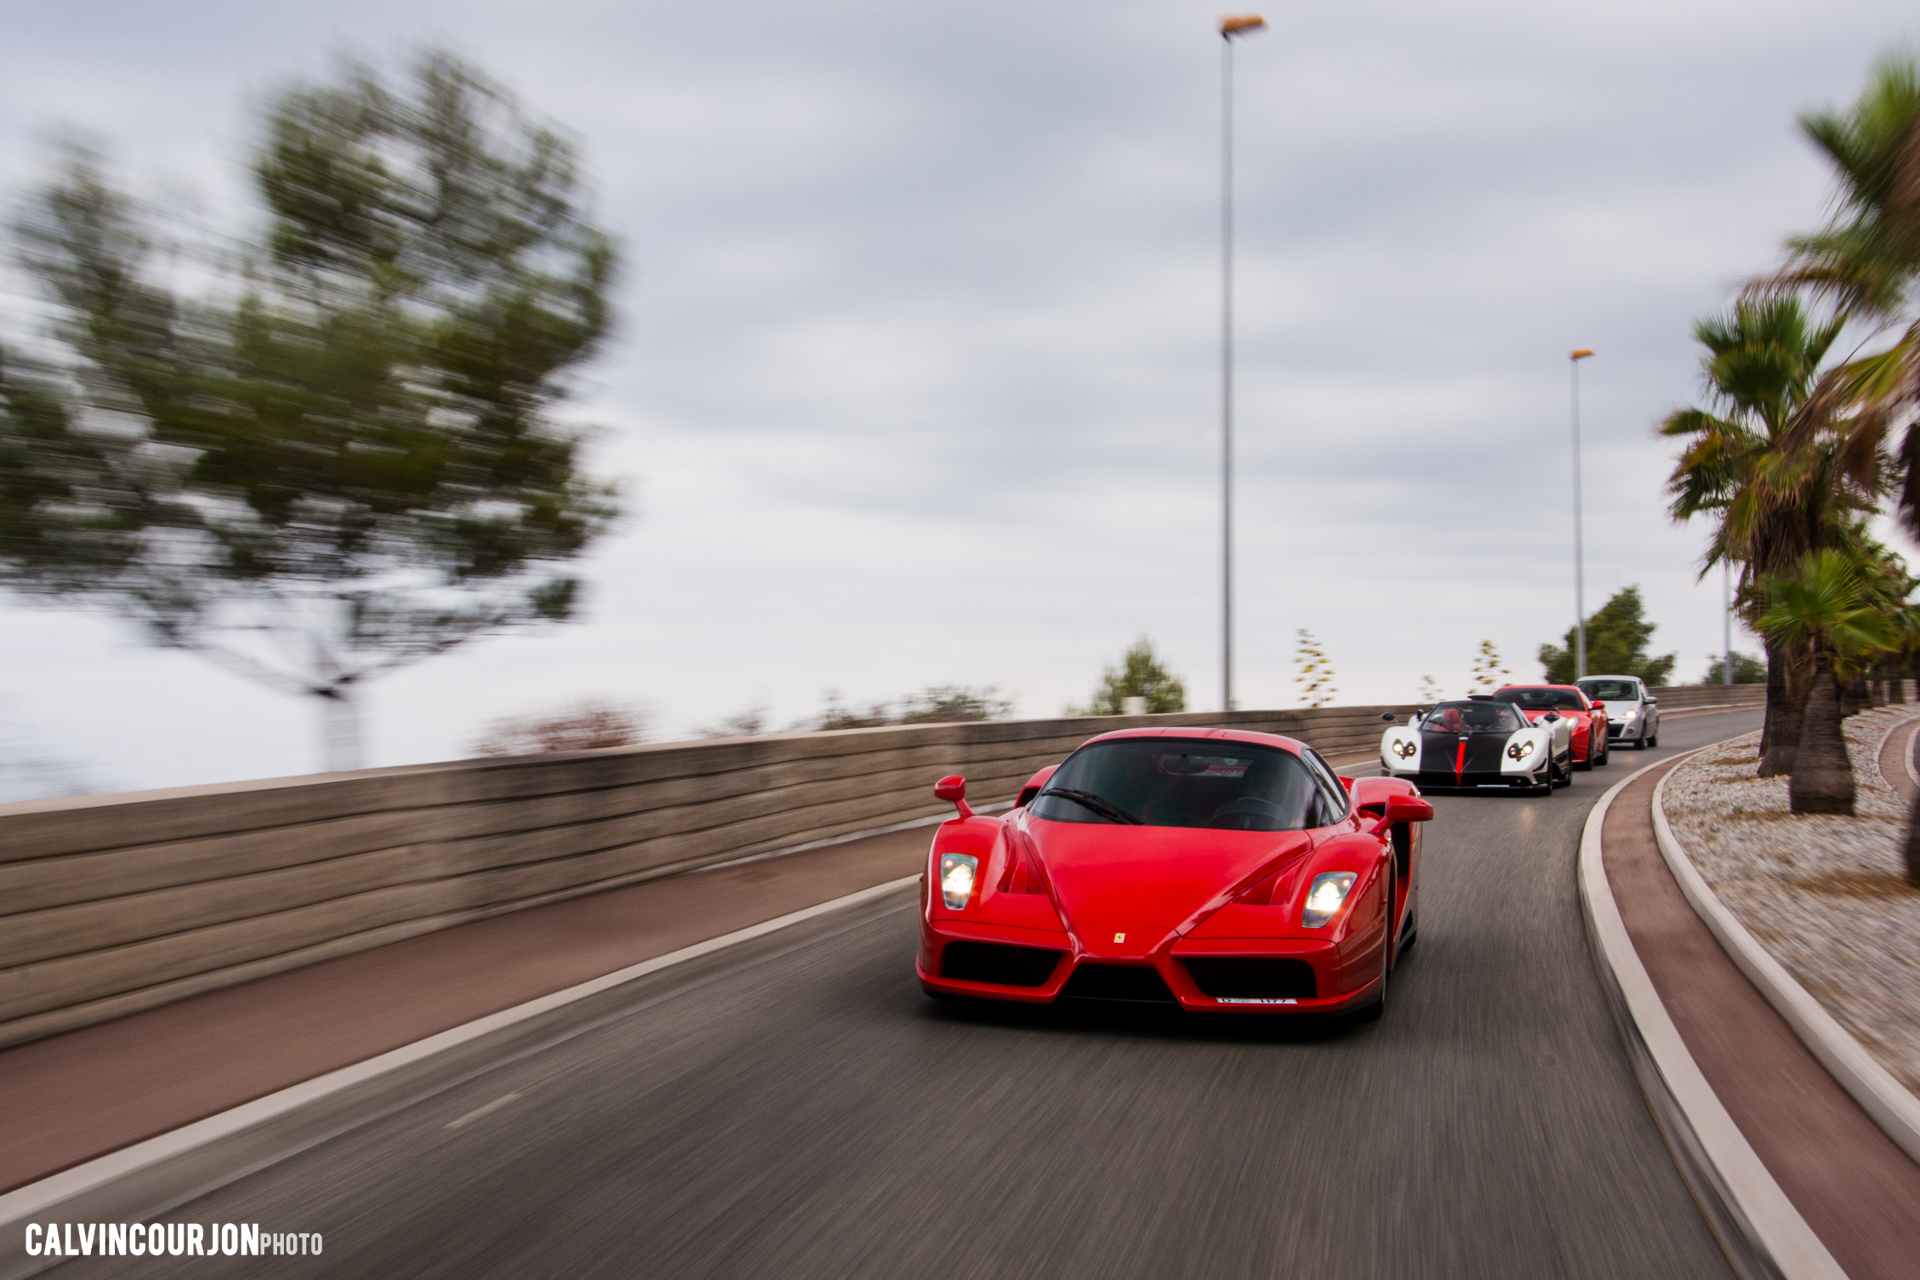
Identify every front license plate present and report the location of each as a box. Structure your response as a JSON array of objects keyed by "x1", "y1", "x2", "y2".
[{"x1": 1215, "y1": 997, "x2": 1298, "y2": 1005}]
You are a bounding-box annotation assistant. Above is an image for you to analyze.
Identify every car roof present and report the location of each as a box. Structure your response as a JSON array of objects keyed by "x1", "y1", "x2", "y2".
[
  {"x1": 1579, "y1": 674, "x2": 1642, "y2": 684},
  {"x1": 1496, "y1": 683, "x2": 1583, "y2": 692},
  {"x1": 1080, "y1": 726, "x2": 1306, "y2": 754}
]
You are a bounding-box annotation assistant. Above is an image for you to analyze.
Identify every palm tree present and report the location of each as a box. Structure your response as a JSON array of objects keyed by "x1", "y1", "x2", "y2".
[
  {"x1": 1661, "y1": 296, "x2": 1874, "y2": 774},
  {"x1": 1758, "y1": 550, "x2": 1899, "y2": 814},
  {"x1": 1757, "y1": 55, "x2": 1920, "y2": 875},
  {"x1": 1760, "y1": 57, "x2": 1920, "y2": 518}
]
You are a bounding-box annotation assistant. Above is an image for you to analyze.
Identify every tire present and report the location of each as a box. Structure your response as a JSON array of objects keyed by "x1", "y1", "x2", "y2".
[
  {"x1": 1398, "y1": 907, "x2": 1418, "y2": 954},
  {"x1": 1647, "y1": 730, "x2": 1658, "y2": 748}
]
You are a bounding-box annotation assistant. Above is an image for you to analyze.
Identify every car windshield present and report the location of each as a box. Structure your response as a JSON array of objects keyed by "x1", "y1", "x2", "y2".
[
  {"x1": 1578, "y1": 679, "x2": 1639, "y2": 703},
  {"x1": 1029, "y1": 739, "x2": 1320, "y2": 831},
  {"x1": 1422, "y1": 701, "x2": 1527, "y2": 734},
  {"x1": 1496, "y1": 687, "x2": 1587, "y2": 711}
]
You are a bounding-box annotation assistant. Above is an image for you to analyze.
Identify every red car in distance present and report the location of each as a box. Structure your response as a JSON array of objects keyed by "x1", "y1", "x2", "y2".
[
  {"x1": 1493, "y1": 685, "x2": 1609, "y2": 769},
  {"x1": 916, "y1": 728, "x2": 1433, "y2": 1020}
]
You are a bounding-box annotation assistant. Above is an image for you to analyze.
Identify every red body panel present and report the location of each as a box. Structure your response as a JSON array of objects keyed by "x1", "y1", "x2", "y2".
[{"x1": 916, "y1": 727, "x2": 1428, "y2": 1015}]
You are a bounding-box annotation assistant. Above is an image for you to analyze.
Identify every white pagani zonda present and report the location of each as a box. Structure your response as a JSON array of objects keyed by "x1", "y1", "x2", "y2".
[{"x1": 1380, "y1": 697, "x2": 1573, "y2": 795}]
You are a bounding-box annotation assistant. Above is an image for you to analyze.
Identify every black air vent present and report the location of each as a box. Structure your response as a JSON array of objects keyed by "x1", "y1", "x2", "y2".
[
  {"x1": 1059, "y1": 964, "x2": 1178, "y2": 1003},
  {"x1": 941, "y1": 942, "x2": 1064, "y2": 987},
  {"x1": 1181, "y1": 957, "x2": 1317, "y2": 1000}
]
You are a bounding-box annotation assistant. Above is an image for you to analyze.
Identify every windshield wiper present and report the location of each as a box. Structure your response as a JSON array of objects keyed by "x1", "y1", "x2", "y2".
[{"x1": 1037, "y1": 787, "x2": 1143, "y2": 825}]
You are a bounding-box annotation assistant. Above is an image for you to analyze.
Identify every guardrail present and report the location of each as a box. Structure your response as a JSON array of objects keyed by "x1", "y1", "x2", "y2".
[{"x1": 0, "y1": 702, "x2": 1420, "y2": 1050}]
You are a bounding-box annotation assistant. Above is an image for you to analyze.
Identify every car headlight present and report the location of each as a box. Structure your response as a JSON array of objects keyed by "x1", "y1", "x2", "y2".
[
  {"x1": 1302, "y1": 871, "x2": 1358, "y2": 927},
  {"x1": 1392, "y1": 739, "x2": 1416, "y2": 759},
  {"x1": 939, "y1": 853, "x2": 978, "y2": 910},
  {"x1": 1619, "y1": 708, "x2": 1638, "y2": 722},
  {"x1": 1506, "y1": 739, "x2": 1535, "y2": 761}
]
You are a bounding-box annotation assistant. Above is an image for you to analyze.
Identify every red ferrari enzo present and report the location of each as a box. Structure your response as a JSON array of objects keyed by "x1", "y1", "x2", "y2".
[
  {"x1": 916, "y1": 728, "x2": 1433, "y2": 1019},
  {"x1": 1492, "y1": 684, "x2": 1609, "y2": 769}
]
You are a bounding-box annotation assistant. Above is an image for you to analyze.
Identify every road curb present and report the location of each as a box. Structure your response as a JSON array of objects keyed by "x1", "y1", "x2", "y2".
[
  {"x1": 1579, "y1": 755, "x2": 1845, "y2": 1280},
  {"x1": 0, "y1": 875, "x2": 920, "y2": 1250},
  {"x1": 1651, "y1": 745, "x2": 1920, "y2": 1166}
]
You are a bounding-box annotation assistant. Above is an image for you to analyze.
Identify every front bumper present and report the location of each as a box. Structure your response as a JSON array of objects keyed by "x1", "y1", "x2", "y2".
[
  {"x1": 1388, "y1": 767, "x2": 1541, "y2": 790},
  {"x1": 917, "y1": 923, "x2": 1379, "y2": 1015}
]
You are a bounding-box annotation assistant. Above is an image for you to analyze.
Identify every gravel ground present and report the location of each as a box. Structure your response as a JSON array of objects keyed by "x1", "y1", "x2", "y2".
[{"x1": 1662, "y1": 707, "x2": 1920, "y2": 1094}]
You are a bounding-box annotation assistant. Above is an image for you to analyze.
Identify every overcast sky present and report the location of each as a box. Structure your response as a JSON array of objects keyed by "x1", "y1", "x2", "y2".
[{"x1": 2, "y1": 0, "x2": 1916, "y2": 795}]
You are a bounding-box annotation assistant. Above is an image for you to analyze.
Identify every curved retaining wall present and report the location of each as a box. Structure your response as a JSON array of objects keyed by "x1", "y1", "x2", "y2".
[
  {"x1": 0, "y1": 703, "x2": 1418, "y2": 1050},
  {"x1": 0, "y1": 685, "x2": 1768, "y2": 1051}
]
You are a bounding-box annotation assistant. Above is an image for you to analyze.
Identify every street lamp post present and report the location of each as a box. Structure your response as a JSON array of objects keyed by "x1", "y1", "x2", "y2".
[
  {"x1": 1219, "y1": 13, "x2": 1265, "y2": 712},
  {"x1": 1569, "y1": 348, "x2": 1594, "y2": 679}
]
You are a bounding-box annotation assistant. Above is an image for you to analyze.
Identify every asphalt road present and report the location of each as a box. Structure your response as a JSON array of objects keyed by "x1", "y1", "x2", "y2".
[{"x1": 58, "y1": 709, "x2": 1761, "y2": 1280}]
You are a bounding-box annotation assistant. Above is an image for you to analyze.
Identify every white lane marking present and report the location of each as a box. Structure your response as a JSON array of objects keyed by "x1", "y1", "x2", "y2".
[
  {"x1": 446, "y1": 1093, "x2": 522, "y2": 1131},
  {"x1": 0, "y1": 874, "x2": 919, "y2": 1228}
]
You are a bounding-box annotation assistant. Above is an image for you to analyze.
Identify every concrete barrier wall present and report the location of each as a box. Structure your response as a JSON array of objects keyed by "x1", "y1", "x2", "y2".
[
  {"x1": 1648, "y1": 683, "x2": 1768, "y2": 711},
  {"x1": 0, "y1": 703, "x2": 1422, "y2": 1050}
]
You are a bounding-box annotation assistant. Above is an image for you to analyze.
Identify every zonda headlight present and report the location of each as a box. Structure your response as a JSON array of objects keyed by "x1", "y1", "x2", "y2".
[
  {"x1": 1302, "y1": 871, "x2": 1357, "y2": 928},
  {"x1": 1506, "y1": 740, "x2": 1535, "y2": 761},
  {"x1": 1392, "y1": 739, "x2": 1416, "y2": 759},
  {"x1": 939, "y1": 853, "x2": 978, "y2": 910}
]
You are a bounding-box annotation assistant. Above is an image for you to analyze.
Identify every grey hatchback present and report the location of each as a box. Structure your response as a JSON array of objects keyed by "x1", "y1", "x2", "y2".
[{"x1": 1577, "y1": 675, "x2": 1659, "y2": 748}]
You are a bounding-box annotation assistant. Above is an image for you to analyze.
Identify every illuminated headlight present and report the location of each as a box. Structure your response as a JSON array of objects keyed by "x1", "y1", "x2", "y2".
[
  {"x1": 1302, "y1": 871, "x2": 1358, "y2": 928},
  {"x1": 1619, "y1": 708, "x2": 1639, "y2": 722},
  {"x1": 1506, "y1": 740, "x2": 1535, "y2": 761},
  {"x1": 939, "y1": 854, "x2": 978, "y2": 910},
  {"x1": 1392, "y1": 739, "x2": 1416, "y2": 759}
]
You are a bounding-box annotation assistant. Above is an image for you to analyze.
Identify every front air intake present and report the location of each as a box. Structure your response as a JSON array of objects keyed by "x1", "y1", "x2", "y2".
[
  {"x1": 1181, "y1": 957, "x2": 1317, "y2": 1000},
  {"x1": 941, "y1": 942, "x2": 1064, "y2": 987},
  {"x1": 1058, "y1": 963, "x2": 1179, "y2": 1003}
]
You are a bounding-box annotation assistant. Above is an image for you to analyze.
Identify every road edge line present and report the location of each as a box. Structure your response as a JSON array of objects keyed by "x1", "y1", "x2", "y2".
[
  {"x1": 1652, "y1": 746, "x2": 1920, "y2": 1165},
  {"x1": 0, "y1": 874, "x2": 920, "y2": 1229},
  {"x1": 1579, "y1": 753, "x2": 1845, "y2": 1280}
]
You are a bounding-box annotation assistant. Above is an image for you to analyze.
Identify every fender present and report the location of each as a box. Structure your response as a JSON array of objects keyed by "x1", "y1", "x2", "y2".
[
  {"x1": 927, "y1": 814, "x2": 1065, "y2": 932},
  {"x1": 1298, "y1": 832, "x2": 1397, "y2": 990}
]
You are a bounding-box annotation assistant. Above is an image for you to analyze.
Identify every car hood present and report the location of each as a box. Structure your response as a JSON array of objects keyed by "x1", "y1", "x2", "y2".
[{"x1": 1026, "y1": 818, "x2": 1314, "y2": 959}]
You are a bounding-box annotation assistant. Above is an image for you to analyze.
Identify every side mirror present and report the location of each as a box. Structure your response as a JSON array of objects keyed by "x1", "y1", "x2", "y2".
[
  {"x1": 1380, "y1": 712, "x2": 1396, "y2": 722},
  {"x1": 1647, "y1": 696, "x2": 1658, "y2": 705},
  {"x1": 1543, "y1": 711, "x2": 1561, "y2": 722},
  {"x1": 1589, "y1": 700, "x2": 1604, "y2": 709},
  {"x1": 934, "y1": 774, "x2": 973, "y2": 819},
  {"x1": 1370, "y1": 794, "x2": 1434, "y2": 833}
]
